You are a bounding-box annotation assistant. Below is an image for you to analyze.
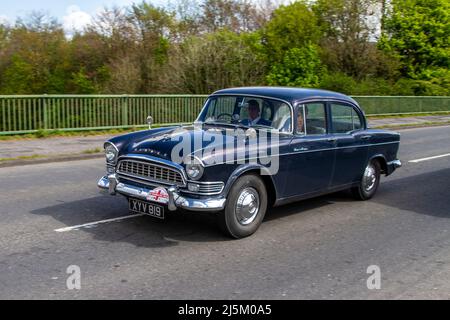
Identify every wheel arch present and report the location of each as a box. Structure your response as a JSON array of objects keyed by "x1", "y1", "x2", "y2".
[
  {"x1": 368, "y1": 154, "x2": 388, "y2": 175},
  {"x1": 223, "y1": 164, "x2": 278, "y2": 207}
]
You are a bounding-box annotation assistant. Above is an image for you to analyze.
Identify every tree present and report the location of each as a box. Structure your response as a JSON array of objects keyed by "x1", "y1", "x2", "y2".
[
  {"x1": 88, "y1": 6, "x2": 136, "y2": 57},
  {"x1": 200, "y1": 0, "x2": 264, "y2": 33},
  {"x1": 0, "y1": 24, "x2": 10, "y2": 85},
  {"x1": 0, "y1": 12, "x2": 70, "y2": 94},
  {"x1": 129, "y1": 2, "x2": 175, "y2": 92},
  {"x1": 166, "y1": 30, "x2": 266, "y2": 93},
  {"x1": 379, "y1": 0, "x2": 450, "y2": 79},
  {"x1": 313, "y1": 0, "x2": 390, "y2": 79},
  {"x1": 266, "y1": 44, "x2": 325, "y2": 87},
  {"x1": 70, "y1": 68, "x2": 98, "y2": 94},
  {"x1": 0, "y1": 0, "x2": 447, "y2": 95},
  {"x1": 263, "y1": 1, "x2": 321, "y2": 64}
]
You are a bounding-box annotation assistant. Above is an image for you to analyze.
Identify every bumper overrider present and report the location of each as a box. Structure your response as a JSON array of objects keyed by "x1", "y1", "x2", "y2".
[
  {"x1": 98, "y1": 174, "x2": 226, "y2": 212},
  {"x1": 386, "y1": 159, "x2": 402, "y2": 175}
]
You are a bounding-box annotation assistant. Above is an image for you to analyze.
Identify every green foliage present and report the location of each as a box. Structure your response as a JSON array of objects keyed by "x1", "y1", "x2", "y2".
[
  {"x1": 263, "y1": 1, "x2": 320, "y2": 64},
  {"x1": 320, "y1": 72, "x2": 450, "y2": 96},
  {"x1": 379, "y1": 0, "x2": 450, "y2": 78},
  {"x1": 71, "y1": 68, "x2": 98, "y2": 94},
  {"x1": 313, "y1": 0, "x2": 393, "y2": 79},
  {"x1": 0, "y1": 1, "x2": 448, "y2": 96},
  {"x1": 266, "y1": 45, "x2": 325, "y2": 87},
  {"x1": 319, "y1": 72, "x2": 358, "y2": 94},
  {"x1": 1, "y1": 55, "x2": 34, "y2": 94},
  {"x1": 168, "y1": 29, "x2": 267, "y2": 93}
]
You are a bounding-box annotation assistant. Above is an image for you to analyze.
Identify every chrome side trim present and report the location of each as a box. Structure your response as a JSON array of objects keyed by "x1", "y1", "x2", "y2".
[
  {"x1": 98, "y1": 175, "x2": 226, "y2": 212},
  {"x1": 202, "y1": 141, "x2": 401, "y2": 167}
]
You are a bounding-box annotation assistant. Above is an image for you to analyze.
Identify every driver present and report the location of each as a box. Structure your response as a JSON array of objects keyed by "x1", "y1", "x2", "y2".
[{"x1": 242, "y1": 100, "x2": 271, "y2": 127}]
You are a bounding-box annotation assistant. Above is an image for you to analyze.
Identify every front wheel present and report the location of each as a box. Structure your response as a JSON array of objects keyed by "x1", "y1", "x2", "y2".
[
  {"x1": 352, "y1": 160, "x2": 381, "y2": 200},
  {"x1": 218, "y1": 174, "x2": 268, "y2": 239}
]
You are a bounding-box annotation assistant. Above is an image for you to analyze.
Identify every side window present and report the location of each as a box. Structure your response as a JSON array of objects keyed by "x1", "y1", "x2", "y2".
[
  {"x1": 296, "y1": 105, "x2": 305, "y2": 135},
  {"x1": 331, "y1": 104, "x2": 362, "y2": 133},
  {"x1": 297, "y1": 103, "x2": 327, "y2": 135},
  {"x1": 352, "y1": 109, "x2": 362, "y2": 130},
  {"x1": 272, "y1": 103, "x2": 292, "y2": 133}
]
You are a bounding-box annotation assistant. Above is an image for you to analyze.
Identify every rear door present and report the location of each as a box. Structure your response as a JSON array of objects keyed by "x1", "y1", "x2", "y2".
[
  {"x1": 329, "y1": 102, "x2": 369, "y2": 187},
  {"x1": 285, "y1": 102, "x2": 335, "y2": 197}
]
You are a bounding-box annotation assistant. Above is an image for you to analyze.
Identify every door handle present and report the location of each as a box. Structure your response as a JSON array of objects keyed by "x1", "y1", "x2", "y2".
[
  {"x1": 327, "y1": 137, "x2": 337, "y2": 143},
  {"x1": 360, "y1": 135, "x2": 372, "y2": 140},
  {"x1": 294, "y1": 147, "x2": 309, "y2": 152}
]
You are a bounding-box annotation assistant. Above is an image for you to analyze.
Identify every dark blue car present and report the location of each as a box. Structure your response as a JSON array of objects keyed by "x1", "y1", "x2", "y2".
[{"x1": 98, "y1": 87, "x2": 401, "y2": 238}]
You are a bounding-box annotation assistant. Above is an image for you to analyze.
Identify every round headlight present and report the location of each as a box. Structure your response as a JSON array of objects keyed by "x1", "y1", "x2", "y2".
[
  {"x1": 185, "y1": 157, "x2": 204, "y2": 180},
  {"x1": 105, "y1": 144, "x2": 118, "y2": 163}
]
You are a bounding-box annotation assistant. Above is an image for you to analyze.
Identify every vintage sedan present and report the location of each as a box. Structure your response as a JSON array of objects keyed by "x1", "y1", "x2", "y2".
[{"x1": 98, "y1": 87, "x2": 401, "y2": 238}]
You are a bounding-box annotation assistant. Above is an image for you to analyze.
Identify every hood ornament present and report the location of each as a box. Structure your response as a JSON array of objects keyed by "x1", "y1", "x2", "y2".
[{"x1": 147, "y1": 115, "x2": 154, "y2": 129}]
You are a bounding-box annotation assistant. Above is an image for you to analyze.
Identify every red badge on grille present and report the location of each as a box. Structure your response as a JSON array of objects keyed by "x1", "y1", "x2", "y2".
[{"x1": 147, "y1": 187, "x2": 170, "y2": 204}]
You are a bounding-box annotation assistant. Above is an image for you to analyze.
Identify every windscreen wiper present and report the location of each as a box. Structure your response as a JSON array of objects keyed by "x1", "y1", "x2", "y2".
[{"x1": 204, "y1": 121, "x2": 250, "y2": 129}]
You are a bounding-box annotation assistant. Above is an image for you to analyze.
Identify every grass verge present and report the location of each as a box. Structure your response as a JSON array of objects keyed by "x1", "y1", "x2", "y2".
[
  {"x1": 373, "y1": 121, "x2": 450, "y2": 130},
  {"x1": 0, "y1": 128, "x2": 138, "y2": 141},
  {"x1": 0, "y1": 148, "x2": 103, "y2": 164},
  {"x1": 367, "y1": 111, "x2": 450, "y2": 119}
]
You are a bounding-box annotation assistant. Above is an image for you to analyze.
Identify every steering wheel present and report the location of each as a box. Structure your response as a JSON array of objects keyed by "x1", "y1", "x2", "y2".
[{"x1": 216, "y1": 113, "x2": 233, "y2": 121}]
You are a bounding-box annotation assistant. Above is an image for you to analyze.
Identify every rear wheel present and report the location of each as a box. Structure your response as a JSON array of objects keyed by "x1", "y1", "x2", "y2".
[
  {"x1": 218, "y1": 174, "x2": 268, "y2": 239},
  {"x1": 352, "y1": 160, "x2": 381, "y2": 200}
]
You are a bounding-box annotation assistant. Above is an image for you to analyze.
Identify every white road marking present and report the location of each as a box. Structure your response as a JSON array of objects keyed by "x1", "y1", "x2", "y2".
[
  {"x1": 54, "y1": 214, "x2": 145, "y2": 233},
  {"x1": 409, "y1": 153, "x2": 450, "y2": 163}
]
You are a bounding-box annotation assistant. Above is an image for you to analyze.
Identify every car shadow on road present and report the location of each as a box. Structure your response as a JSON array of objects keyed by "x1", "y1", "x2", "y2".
[
  {"x1": 264, "y1": 193, "x2": 345, "y2": 222},
  {"x1": 30, "y1": 195, "x2": 230, "y2": 247},
  {"x1": 373, "y1": 167, "x2": 450, "y2": 218},
  {"x1": 30, "y1": 168, "x2": 448, "y2": 247},
  {"x1": 30, "y1": 189, "x2": 349, "y2": 247}
]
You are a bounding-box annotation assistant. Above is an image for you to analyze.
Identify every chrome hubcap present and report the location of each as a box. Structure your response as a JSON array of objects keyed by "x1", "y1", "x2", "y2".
[
  {"x1": 363, "y1": 164, "x2": 377, "y2": 192},
  {"x1": 235, "y1": 187, "x2": 260, "y2": 226}
]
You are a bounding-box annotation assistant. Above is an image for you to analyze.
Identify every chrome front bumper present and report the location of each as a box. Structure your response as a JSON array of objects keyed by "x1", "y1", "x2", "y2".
[{"x1": 97, "y1": 174, "x2": 226, "y2": 212}]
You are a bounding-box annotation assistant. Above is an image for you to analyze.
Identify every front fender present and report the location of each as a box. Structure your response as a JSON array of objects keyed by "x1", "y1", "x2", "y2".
[{"x1": 223, "y1": 163, "x2": 277, "y2": 198}]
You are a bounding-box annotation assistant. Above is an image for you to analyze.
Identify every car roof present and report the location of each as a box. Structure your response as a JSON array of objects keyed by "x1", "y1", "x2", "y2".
[{"x1": 212, "y1": 87, "x2": 359, "y2": 106}]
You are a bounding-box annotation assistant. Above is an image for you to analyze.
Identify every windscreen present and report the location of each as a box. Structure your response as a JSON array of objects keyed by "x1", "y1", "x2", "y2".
[{"x1": 197, "y1": 96, "x2": 292, "y2": 133}]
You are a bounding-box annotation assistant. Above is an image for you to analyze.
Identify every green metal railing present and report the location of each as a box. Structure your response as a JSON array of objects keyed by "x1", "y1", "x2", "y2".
[
  {"x1": 0, "y1": 95, "x2": 207, "y2": 135},
  {"x1": 0, "y1": 95, "x2": 449, "y2": 135},
  {"x1": 353, "y1": 96, "x2": 450, "y2": 115}
]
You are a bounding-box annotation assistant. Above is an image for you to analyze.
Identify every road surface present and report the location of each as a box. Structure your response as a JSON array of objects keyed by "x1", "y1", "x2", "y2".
[{"x1": 0, "y1": 126, "x2": 449, "y2": 299}]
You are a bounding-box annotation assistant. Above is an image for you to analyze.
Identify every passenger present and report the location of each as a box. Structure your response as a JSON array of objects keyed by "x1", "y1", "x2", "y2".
[{"x1": 297, "y1": 107, "x2": 326, "y2": 134}]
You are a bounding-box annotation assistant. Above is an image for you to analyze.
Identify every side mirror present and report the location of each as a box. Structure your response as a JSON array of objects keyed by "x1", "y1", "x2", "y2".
[{"x1": 147, "y1": 116, "x2": 154, "y2": 129}]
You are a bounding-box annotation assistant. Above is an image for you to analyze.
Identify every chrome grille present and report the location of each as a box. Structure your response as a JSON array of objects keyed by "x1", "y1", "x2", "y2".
[
  {"x1": 198, "y1": 183, "x2": 224, "y2": 194},
  {"x1": 117, "y1": 159, "x2": 185, "y2": 186}
]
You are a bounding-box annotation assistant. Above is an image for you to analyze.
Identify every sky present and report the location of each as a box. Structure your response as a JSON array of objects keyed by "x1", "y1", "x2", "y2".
[{"x1": 0, "y1": 0, "x2": 165, "y2": 33}]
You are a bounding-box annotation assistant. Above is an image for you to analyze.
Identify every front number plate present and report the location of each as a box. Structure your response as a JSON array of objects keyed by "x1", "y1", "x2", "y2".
[{"x1": 129, "y1": 198, "x2": 165, "y2": 220}]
